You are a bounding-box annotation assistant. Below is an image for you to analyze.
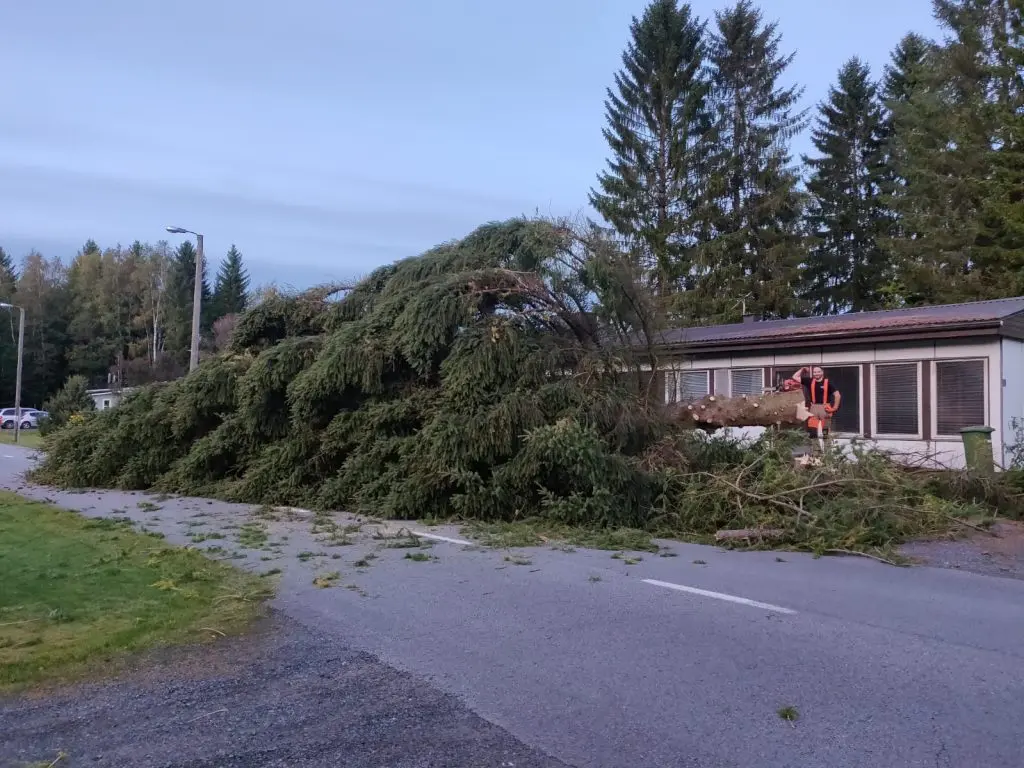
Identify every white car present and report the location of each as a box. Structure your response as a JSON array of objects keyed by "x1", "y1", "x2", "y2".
[{"x1": 0, "y1": 408, "x2": 48, "y2": 430}]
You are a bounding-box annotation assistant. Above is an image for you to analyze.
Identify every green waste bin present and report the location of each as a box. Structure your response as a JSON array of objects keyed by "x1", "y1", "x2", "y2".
[{"x1": 960, "y1": 426, "x2": 996, "y2": 474}]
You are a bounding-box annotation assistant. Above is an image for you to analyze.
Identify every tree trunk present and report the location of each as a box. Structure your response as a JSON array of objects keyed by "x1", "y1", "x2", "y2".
[{"x1": 666, "y1": 389, "x2": 811, "y2": 429}]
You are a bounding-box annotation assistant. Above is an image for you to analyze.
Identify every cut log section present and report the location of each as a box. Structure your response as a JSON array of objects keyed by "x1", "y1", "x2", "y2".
[{"x1": 666, "y1": 389, "x2": 811, "y2": 430}]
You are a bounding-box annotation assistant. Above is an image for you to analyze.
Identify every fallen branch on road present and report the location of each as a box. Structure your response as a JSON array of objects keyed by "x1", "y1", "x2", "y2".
[{"x1": 824, "y1": 549, "x2": 906, "y2": 567}]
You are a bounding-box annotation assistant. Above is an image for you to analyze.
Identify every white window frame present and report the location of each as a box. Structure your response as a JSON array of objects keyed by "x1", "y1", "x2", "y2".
[
  {"x1": 931, "y1": 358, "x2": 988, "y2": 440},
  {"x1": 871, "y1": 361, "x2": 923, "y2": 440},
  {"x1": 729, "y1": 368, "x2": 764, "y2": 397},
  {"x1": 819, "y1": 364, "x2": 864, "y2": 437},
  {"x1": 665, "y1": 369, "x2": 710, "y2": 403}
]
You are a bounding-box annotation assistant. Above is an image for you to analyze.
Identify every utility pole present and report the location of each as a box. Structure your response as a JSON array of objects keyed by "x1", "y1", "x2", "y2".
[
  {"x1": 190, "y1": 234, "x2": 204, "y2": 371},
  {"x1": 165, "y1": 226, "x2": 204, "y2": 372},
  {"x1": 0, "y1": 302, "x2": 25, "y2": 443}
]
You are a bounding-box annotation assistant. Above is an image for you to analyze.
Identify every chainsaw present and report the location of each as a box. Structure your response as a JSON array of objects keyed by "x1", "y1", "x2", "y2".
[{"x1": 776, "y1": 376, "x2": 830, "y2": 449}]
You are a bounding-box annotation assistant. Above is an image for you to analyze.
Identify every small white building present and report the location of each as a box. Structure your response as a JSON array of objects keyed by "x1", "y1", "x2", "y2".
[
  {"x1": 654, "y1": 296, "x2": 1024, "y2": 469},
  {"x1": 86, "y1": 388, "x2": 130, "y2": 411}
]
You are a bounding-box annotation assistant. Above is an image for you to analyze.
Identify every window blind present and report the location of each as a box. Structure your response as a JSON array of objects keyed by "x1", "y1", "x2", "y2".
[
  {"x1": 730, "y1": 369, "x2": 763, "y2": 396},
  {"x1": 935, "y1": 360, "x2": 985, "y2": 435},
  {"x1": 676, "y1": 370, "x2": 709, "y2": 402},
  {"x1": 875, "y1": 363, "x2": 919, "y2": 435}
]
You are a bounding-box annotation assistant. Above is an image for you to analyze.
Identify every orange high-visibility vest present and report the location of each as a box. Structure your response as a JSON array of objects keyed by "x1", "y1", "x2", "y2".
[
  {"x1": 807, "y1": 378, "x2": 831, "y2": 429},
  {"x1": 809, "y1": 379, "x2": 829, "y2": 405}
]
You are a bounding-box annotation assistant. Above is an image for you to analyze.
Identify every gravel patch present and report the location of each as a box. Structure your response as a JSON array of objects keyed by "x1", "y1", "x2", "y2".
[
  {"x1": 1, "y1": 613, "x2": 567, "y2": 768},
  {"x1": 899, "y1": 521, "x2": 1024, "y2": 580}
]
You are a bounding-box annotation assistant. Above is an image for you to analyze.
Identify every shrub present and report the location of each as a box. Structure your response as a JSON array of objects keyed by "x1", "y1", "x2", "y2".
[{"x1": 39, "y1": 376, "x2": 95, "y2": 436}]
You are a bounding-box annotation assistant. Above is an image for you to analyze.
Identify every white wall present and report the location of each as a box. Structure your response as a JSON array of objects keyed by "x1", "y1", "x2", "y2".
[
  {"x1": 88, "y1": 391, "x2": 122, "y2": 410},
  {"x1": 1000, "y1": 338, "x2": 1024, "y2": 468},
  {"x1": 664, "y1": 337, "x2": 1006, "y2": 470}
]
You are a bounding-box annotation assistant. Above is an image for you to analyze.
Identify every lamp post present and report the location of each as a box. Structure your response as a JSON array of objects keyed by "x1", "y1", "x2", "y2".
[
  {"x1": 0, "y1": 302, "x2": 26, "y2": 444},
  {"x1": 165, "y1": 226, "x2": 204, "y2": 372}
]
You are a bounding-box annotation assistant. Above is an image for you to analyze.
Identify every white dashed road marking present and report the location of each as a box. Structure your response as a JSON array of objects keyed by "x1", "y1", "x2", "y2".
[
  {"x1": 643, "y1": 579, "x2": 797, "y2": 615},
  {"x1": 414, "y1": 531, "x2": 475, "y2": 547},
  {"x1": 283, "y1": 508, "x2": 475, "y2": 548}
]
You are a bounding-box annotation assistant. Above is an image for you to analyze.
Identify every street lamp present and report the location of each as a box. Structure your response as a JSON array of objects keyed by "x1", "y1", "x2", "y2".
[
  {"x1": 165, "y1": 226, "x2": 204, "y2": 372},
  {"x1": 0, "y1": 302, "x2": 25, "y2": 444}
]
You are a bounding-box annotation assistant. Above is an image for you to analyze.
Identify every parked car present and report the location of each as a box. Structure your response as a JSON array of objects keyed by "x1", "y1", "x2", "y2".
[{"x1": 0, "y1": 408, "x2": 48, "y2": 430}]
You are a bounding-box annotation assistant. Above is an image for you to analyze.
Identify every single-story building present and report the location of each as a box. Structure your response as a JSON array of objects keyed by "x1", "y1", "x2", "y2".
[
  {"x1": 652, "y1": 296, "x2": 1024, "y2": 469},
  {"x1": 86, "y1": 387, "x2": 131, "y2": 411}
]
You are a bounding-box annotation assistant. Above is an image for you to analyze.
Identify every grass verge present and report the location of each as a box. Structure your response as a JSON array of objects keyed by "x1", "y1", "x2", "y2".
[
  {"x1": 0, "y1": 492, "x2": 270, "y2": 691},
  {"x1": 0, "y1": 430, "x2": 43, "y2": 449}
]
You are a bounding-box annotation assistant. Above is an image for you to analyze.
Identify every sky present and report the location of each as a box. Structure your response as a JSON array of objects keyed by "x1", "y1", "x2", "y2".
[{"x1": 1, "y1": 0, "x2": 940, "y2": 290}]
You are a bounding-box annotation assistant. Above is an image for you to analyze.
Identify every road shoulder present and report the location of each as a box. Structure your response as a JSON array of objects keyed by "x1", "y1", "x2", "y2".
[{"x1": 1, "y1": 611, "x2": 567, "y2": 768}]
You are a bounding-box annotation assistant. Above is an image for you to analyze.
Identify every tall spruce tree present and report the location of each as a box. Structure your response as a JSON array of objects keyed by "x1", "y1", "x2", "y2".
[
  {"x1": 590, "y1": 0, "x2": 710, "y2": 297},
  {"x1": 0, "y1": 247, "x2": 16, "y2": 295},
  {"x1": 211, "y1": 244, "x2": 250, "y2": 319},
  {"x1": 802, "y1": 58, "x2": 889, "y2": 314},
  {"x1": 881, "y1": 33, "x2": 932, "y2": 110},
  {"x1": 15, "y1": 251, "x2": 70, "y2": 407},
  {"x1": 65, "y1": 242, "x2": 114, "y2": 380},
  {"x1": 0, "y1": 247, "x2": 18, "y2": 404},
  {"x1": 699, "y1": 0, "x2": 808, "y2": 321},
  {"x1": 976, "y1": 0, "x2": 1024, "y2": 295},
  {"x1": 887, "y1": 0, "x2": 1024, "y2": 303},
  {"x1": 877, "y1": 32, "x2": 933, "y2": 306},
  {"x1": 165, "y1": 240, "x2": 212, "y2": 362}
]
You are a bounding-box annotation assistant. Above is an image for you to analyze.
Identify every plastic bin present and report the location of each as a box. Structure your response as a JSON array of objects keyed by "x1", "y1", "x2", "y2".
[{"x1": 960, "y1": 426, "x2": 995, "y2": 474}]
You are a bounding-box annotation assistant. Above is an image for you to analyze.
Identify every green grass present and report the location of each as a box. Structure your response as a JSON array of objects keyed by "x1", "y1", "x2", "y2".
[
  {"x1": 236, "y1": 522, "x2": 269, "y2": 549},
  {"x1": 0, "y1": 430, "x2": 43, "y2": 449},
  {"x1": 0, "y1": 492, "x2": 270, "y2": 690},
  {"x1": 777, "y1": 705, "x2": 800, "y2": 722}
]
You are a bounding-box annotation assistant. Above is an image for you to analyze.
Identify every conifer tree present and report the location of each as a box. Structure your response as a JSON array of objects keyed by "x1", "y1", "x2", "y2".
[
  {"x1": 0, "y1": 247, "x2": 16, "y2": 296},
  {"x1": 976, "y1": 0, "x2": 1024, "y2": 296},
  {"x1": 881, "y1": 33, "x2": 931, "y2": 111},
  {"x1": 698, "y1": 0, "x2": 808, "y2": 321},
  {"x1": 886, "y1": 0, "x2": 1024, "y2": 303},
  {"x1": 876, "y1": 32, "x2": 933, "y2": 307},
  {"x1": 802, "y1": 58, "x2": 890, "y2": 314},
  {"x1": 15, "y1": 251, "x2": 70, "y2": 407},
  {"x1": 0, "y1": 247, "x2": 18, "y2": 404},
  {"x1": 64, "y1": 241, "x2": 113, "y2": 380},
  {"x1": 165, "y1": 240, "x2": 212, "y2": 360},
  {"x1": 590, "y1": 0, "x2": 711, "y2": 297},
  {"x1": 211, "y1": 245, "x2": 251, "y2": 320}
]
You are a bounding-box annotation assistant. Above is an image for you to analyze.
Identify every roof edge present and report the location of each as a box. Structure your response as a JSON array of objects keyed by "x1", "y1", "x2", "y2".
[{"x1": 653, "y1": 320, "x2": 1005, "y2": 356}]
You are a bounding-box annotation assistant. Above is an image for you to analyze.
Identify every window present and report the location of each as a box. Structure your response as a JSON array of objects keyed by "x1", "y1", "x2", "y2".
[
  {"x1": 103, "y1": 400, "x2": 111, "y2": 410},
  {"x1": 822, "y1": 365, "x2": 861, "y2": 435},
  {"x1": 935, "y1": 360, "x2": 985, "y2": 436},
  {"x1": 874, "y1": 363, "x2": 920, "y2": 436},
  {"x1": 730, "y1": 368, "x2": 763, "y2": 396},
  {"x1": 666, "y1": 370, "x2": 709, "y2": 403}
]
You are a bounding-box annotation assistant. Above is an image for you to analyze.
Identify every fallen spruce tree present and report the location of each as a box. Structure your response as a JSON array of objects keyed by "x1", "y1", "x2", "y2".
[
  {"x1": 32, "y1": 218, "x2": 1024, "y2": 554},
  {"x1": 667, "y1": 389, "x2": 810, "y2": 430}
]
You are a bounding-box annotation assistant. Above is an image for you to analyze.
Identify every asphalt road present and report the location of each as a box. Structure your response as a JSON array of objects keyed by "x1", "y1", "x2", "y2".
[
  {"x1": 3, "y1": 445, "x2": 1024, "y2": 768},
  {"x1": 2, "y1": 617, "x2": 568, "y2": 768}
]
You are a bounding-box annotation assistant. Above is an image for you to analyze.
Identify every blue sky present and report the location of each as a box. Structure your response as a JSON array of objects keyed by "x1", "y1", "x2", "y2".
[{"x1": 0, "y1": 0, "x2": 939, "y2": 289}]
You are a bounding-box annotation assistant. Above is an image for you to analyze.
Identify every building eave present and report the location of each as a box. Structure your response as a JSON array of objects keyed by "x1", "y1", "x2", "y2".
[{"x1": 654, "y1": 321, "x2": 1005, "y2": 359}]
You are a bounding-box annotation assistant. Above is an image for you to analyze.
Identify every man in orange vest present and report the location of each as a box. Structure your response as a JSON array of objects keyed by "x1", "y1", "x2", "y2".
[{"x1": 791, "y1": 365, "x2": 842, "y2": 440}]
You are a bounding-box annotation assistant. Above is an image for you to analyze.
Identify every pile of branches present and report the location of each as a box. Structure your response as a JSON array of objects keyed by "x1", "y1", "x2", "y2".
[
  {"x1": 641, "y1": 431, "x2": 1024, "y2": 554},
  {"x1": 33, "y1": 218, "x2": 1024, "y2": 553}
]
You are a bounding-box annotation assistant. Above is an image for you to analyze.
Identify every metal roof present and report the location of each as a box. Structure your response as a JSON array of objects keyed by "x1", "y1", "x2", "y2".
[{"x1": 655, "y1": 296, "x2": 1024, "y2": 349}]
